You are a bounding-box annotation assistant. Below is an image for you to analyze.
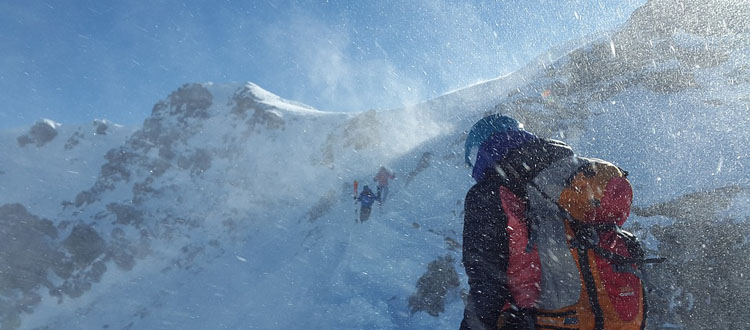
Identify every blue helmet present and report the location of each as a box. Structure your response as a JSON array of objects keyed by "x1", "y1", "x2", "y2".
[{"x1": 464, "y1": 114, "x2": 524, "y2": 167}]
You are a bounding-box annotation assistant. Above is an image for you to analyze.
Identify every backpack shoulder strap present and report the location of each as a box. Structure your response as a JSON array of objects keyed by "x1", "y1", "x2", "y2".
[{"x1": 570, "y1": 222, "x2": 665, "y2": 265}]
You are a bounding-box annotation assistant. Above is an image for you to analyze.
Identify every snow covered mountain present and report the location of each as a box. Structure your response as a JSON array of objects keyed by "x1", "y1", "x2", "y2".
[
  {"x1": 1, "y1": 1, "x2": 748, "y2": 329},
  {"x1": 0, "y1": 119, "x2": 134, "y2": 219}
]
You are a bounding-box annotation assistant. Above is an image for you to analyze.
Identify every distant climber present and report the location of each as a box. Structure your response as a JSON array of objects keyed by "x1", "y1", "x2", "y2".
[
  {"x1": 355, "y1": 185, "x2": 378, "y2": 222},
  {"x1": 374, "y1": 166, "x2": 395, "y2": 205}
]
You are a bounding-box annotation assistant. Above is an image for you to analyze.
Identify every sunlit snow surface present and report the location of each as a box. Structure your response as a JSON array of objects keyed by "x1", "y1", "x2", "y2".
[{"x1": 2, "y1": 7, "x2": 750, "y2": 330}]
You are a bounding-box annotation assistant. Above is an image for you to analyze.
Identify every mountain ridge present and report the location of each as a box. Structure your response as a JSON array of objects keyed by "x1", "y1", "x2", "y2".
[{"x1": 1, "y1": 1, "x2": 749, "y2": 328}]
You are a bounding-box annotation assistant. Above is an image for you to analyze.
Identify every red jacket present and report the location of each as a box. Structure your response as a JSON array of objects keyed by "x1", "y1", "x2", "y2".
[{"x1": 374, "y1": 167, "x2": 394, "y2": 186}]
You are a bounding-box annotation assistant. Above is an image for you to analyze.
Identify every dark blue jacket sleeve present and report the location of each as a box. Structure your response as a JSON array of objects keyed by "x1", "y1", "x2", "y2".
[{"x1": 460, "y1": 178, "x2": 511, "y2": 330}]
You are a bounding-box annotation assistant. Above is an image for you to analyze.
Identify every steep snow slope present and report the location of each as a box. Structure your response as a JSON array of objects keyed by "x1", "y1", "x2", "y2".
[{"x1": 2, "y1": 1, "x2": 749, "y2": 329}]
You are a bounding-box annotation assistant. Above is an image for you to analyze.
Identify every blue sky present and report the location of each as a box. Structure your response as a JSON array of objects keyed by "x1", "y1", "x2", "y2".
[{"x1": 0, "y1": 0, "x2": 643, "y2": 128}]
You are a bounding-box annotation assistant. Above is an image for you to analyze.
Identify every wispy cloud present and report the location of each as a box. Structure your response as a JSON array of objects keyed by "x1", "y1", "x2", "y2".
[
  {"x1": 261, "y1": 10, "x2": 426, "y2": 111},
  {"x1": 0, "y1": 0, "x2": 644, "y2": 128}
]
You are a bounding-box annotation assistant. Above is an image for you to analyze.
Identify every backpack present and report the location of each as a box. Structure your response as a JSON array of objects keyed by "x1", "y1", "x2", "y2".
[
  {"x1": 499, "y1": 155, "x2": 653, "y2": 330},
  {"x1": 358, "y1": 188, "x2": 377, "y2": 208}
]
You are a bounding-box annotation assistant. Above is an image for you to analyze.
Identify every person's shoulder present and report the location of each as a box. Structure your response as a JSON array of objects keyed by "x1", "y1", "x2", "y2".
[
  {"x1": 466, "y1": 183, "x2": 480, "y2": 199},
  {"x1": 466, "y1": 176, "x2": 505, "y2": 200}
]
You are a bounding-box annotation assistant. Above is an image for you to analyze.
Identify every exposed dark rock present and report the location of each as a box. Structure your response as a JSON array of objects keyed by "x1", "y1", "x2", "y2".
[
  {"x1": 101, "y1": 148, "x2": 139, "y2": 182},
  {"x1": 230, "y1": 86, "x2": 265, "y2": 116},
  {"x1": 109, "y1": 248, "x2": 135, "y2": 271},
  {"x1": 132, "y1": 180, "x2": 157, "y2": 205},
  {"x1": 0, "y1": 204, "x2": 61, "y2": 292},
  {"x1": 89, "y1": 261, "x2": 107, "y2": 283},
  {"x1": 0, "y1": 204, "x2": 66, "y2": 329},
  {"x1": 634, "y1": 184, "x2": 750, "y2": 329},
  {"x1": 64, "y1": 130, "x2": 85, "y2": 150},
  {"x1": 63, "y1": 224, "x2": 106, "y2": 266},
  {"x1": 133, "y1": 116, "x2": 163, "y2": 148},
  {"x1": 306, "y1": 189, "x2": 337, "y2": 222},
  {"x1": 106, "y1": 203, "x2": 144, "y2": 226},
  {"x1": 230, "y1": 85, "x2": 286, "y2": 130},
  {"x1": 17, "y1": 120, "x2": 59, "y2": 147},
  {"x1": 132, "y1": 84, "x2": 213, "y2": 157},
  {"x1": 74, "y1": 190, "x2": 96, "y2": 208},
  {"x1": 72, "y1": 147, "x2": 145, "y2": 208},
  {"x1": 190, "y1": 149, "x2": 212, "y2": 176},
  {"x1": 405, "y1": 152, "x2": 433, "y2": 186},
  {"x1": 646, "y1": 218, "x2": 750, "y2": 329},
  {"x1": 108, "y1": 227, "x2": 153, "y2": 272},
  {"x1": 176, "y1": 148, "x2": 213, "y2": 176},
  {"x1": 72, "y1": 85, "x2": 215, "y2": 212},
  {"x1": 408, "y1": 255, "x2": 460, "y2": 317},
  {"x1": 58, "y1": 278, "x2": 92, "y2": 298},
  {"x1": 174, "y1": 244, "x2": 206, "y2": 270},
  {"x1": 167, "y1": 83, "x2": 213, "y2": 120},
  {"x1": 444, "y1": 237, "x2": 461, "y2": 251},
  {"x1": 93, "y1": 120, "x2": 109, "y2": 135},
  {"x1": 149, "y1": 159, "x2": 171, "y2": 177},
  {"x1": 158, "y1": 145, "x2": 176, "y2": 160}
]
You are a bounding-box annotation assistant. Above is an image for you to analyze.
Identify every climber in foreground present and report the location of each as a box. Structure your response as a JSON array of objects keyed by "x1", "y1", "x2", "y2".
[
  {"x1": 460, "y1": 114, "x2": 649, "y2": 330},
  {"x1": 355, "y1": 185, "x2": 378, "y2": 223}
]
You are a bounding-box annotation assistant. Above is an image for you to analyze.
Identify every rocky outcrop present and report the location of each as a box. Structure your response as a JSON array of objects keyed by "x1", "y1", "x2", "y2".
[
  {"x1": 408, "y1": 255, "x2": 460, "y2": 317},
  {"x1": 230, "y1": 85, "x2": 285, "y2": 131},
  {"x1": 93, "y1": 119, "x2": 109, "y2": 135},
  {"x1": 63, "y1": 224, "x2": 106, "y2": 267},
  {"x1": 0, "y1": 201, "x2": 156, "y2": 329},
  {"x1": 64, "y1": 130, "x2": 85, "y2": 150},
  {"x1": 306, "y1": 189, "x2": 338, "y2": 223},
  {"x1": 17, "y1": 120, "x2": 60, "y2": 147},
  {"x1": 633, "y1": 184, "x2": 750, "y2": 329},
  {"x1": 72, "y1": 84, "x2": 215, "y2": 208},
  {"x1": 646, "y1": 217, "x2": 750, "y2": 329},
  {"x1": 0, "y1": 203, "x2": 62, "y2": 298},
  {"x1": 405, "y1": 152, "x2": 433, "y2": 186}
]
